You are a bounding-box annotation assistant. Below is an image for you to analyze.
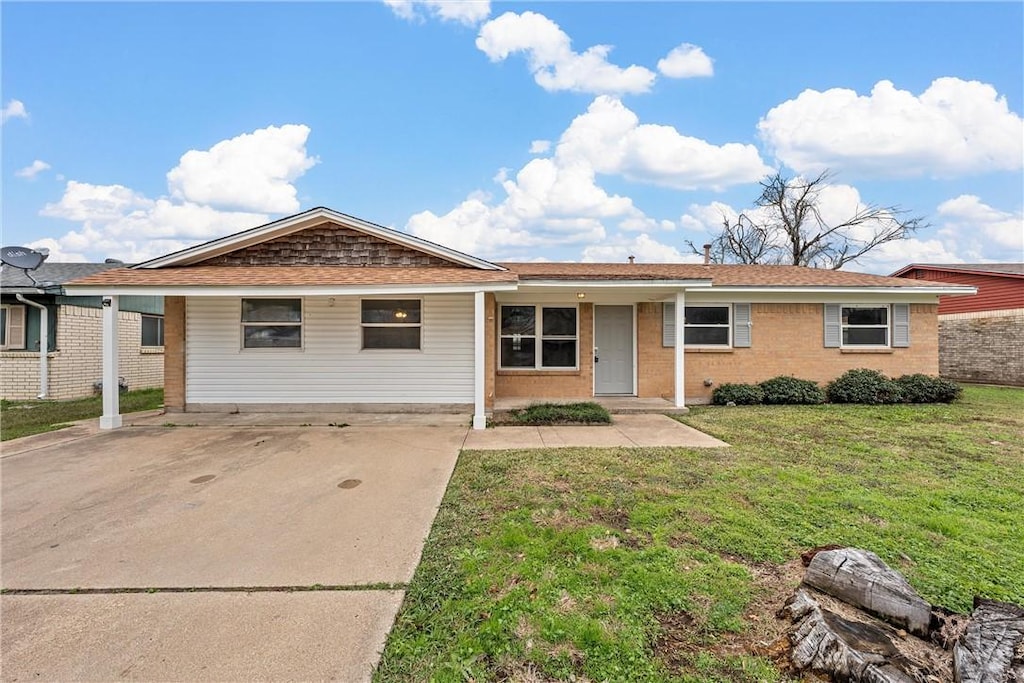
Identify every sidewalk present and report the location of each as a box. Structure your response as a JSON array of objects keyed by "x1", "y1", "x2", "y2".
[{"x1": 463, "y1": 414, "x2": 728, "y2": 450}]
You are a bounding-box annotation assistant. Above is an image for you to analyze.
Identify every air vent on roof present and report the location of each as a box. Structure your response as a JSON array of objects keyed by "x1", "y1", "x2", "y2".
[{"x1": 104, "y1": 258, "x2": 125, "y2": 264}]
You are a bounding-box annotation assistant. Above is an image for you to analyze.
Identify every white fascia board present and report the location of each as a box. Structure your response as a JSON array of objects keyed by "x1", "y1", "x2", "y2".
[
  {"x1": 703, "y1": 285, "x2": 977, "y2": 296},
  {"x1": 517, "y1": 279, "x2": 713, "y2": 289},
  {"x1": 63, "y1": 282, "x2": 519, "y2": 297},
  {"x1": 135, "y1": 207, "x2": 505, "y2": 271}
]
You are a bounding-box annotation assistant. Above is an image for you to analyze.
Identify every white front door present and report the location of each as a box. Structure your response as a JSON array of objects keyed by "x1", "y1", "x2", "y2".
[{"x1": 594, "y1": 305, "x2": 634, "y2": 395}]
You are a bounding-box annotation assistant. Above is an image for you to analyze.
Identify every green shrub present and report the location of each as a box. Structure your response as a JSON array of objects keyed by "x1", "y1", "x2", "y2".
[
  {"x1": 712, "y1": 383, "x2": 765, "y2": 405},
  {"x1": 505, "y1": 402, "x2": 611, "y2": 425},
  {"x1": 759, "y1": 376, "x2": 826, "y2": 405},
  {"x1": 896, "y1": 374, "x2": 963, "y2": 403},
  {"x1": 826, "y1": 368, "x2": 903, "y2": 404}
]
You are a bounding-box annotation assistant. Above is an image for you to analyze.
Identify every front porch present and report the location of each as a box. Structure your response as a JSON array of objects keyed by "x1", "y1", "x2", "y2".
[{"x1": 493, "y1": 395, "x2": 689, "y2": 416}]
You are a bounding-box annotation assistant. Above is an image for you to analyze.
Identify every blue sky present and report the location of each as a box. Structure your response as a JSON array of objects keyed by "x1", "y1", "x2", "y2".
[{"x1": 3, "y1": 1, "x2": 1022, "y2": 273}]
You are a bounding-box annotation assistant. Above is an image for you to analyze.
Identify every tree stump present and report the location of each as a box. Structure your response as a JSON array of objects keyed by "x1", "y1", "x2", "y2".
[
  {"x1": 953, "y1": 598, "x2": 1024, "y2": 683},
  {"x1": 804, "y1": 548, "x2": 933, "y2": 638}
]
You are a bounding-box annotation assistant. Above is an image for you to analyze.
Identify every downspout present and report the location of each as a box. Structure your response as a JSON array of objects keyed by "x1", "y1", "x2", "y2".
[{"x1": 15, "y1": 293, "x2": 48, "y2": 399}]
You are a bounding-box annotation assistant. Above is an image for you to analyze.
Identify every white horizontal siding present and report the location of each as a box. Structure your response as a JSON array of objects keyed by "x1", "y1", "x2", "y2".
[{"x1": 186, "y1": 295, "x2": 474, "y2": 404}]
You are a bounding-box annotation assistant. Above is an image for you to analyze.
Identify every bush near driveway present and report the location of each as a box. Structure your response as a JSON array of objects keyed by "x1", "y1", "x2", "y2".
[{"x1": 375, "y1": 386, "x2": 1023, "y2": 682}]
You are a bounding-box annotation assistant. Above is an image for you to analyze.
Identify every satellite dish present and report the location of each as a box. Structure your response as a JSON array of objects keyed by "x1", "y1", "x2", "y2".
[{"x1": 1, "y1": 246, "x2": 48, "y2": 271}]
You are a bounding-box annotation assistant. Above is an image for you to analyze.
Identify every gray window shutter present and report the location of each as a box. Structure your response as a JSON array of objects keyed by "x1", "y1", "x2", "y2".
[
  {"x1": 892, "y1": 303, "x2": 910, "y2": 347},
  {"x1": 733, "y1": 303, "x2": 751, "y2": 347},
  {"x1": 663, "y1": 303, "x2": 675, "y2": 347},
  {"x1": 7, "y1": 305, "x2": 26, "y2": 350},
  {"x1": 824, "y1": 304, "x2": 841, "y2": 348}
]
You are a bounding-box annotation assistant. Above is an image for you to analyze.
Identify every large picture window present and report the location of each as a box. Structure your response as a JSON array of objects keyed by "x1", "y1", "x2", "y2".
[
  {"x1": 141, "y1": 314, "x2": 164, "y2": 347},
  {"x1": 500, "y1": 305, "x2": 577, "y2": 369},
  {"x1": 684, "y1": 306, "x2": 730, "y2": 346},
  {"x1": 362, "y1": 299, "x2": 421, "y2": 349},
  {"x1": 842, "y1": 305, "x2": 889, "y2": 346},
  {"x1": 241, "y1": 298, "x2": 302, "y2": 349}
]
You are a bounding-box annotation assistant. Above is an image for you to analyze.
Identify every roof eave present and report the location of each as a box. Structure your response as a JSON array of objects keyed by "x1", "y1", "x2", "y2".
[
  {"x1": 62, "y1": 282, "x2": 519, "y2": 297},
  {"x1": 706, "y1": 285, "x2": 978, "y2": 296}
]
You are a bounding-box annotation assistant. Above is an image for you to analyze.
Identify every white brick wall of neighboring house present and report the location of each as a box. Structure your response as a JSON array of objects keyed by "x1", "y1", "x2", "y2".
[{"x1": 0, "y1": 305, "x2": 163, "y2": 400}]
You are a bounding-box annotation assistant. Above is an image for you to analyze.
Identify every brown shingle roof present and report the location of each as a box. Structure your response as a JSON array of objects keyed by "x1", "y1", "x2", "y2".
[
  {"x1": 67, "y1": 266, "x2": 518, "y2": 287},
  {"x1": 500, "y1": 262, "x2": 942, "y2": 288}
]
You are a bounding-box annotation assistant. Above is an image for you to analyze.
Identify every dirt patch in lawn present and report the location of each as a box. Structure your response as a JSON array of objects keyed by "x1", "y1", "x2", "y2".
[{"x1": 653, "y1": 558, "x2": 805, "y2": 676}]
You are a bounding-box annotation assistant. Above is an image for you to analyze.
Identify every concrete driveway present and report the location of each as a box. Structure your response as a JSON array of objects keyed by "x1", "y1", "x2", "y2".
[{"x1": 1, "y1": 420, "x2": 466, "y2": 681}]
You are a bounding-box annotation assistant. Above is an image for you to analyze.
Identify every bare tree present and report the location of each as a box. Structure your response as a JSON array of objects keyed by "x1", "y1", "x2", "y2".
[{"x1": 687, "y1": 171, "x2": 926, "y2": 269}]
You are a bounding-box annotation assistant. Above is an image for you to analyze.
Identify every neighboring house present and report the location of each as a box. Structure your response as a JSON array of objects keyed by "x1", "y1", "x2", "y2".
[
  {"x1": 1, "y1": 263, "x2": 164, "y2": 400},
  {"x1": 64, "y1": 207, "x2": 974, "y2": 430},
  {"x1": 892, "y1": 263, "x2": 1024, "y2": 386}
]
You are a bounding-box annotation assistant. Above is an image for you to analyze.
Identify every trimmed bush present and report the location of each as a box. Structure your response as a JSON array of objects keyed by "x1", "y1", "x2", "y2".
[
  {"x1": 759, "y1": 376, "x2": 826, "y2": 405},
  {"x1": 826, "y1": 368, "x2": 903, "y2": 405},
  {"x1": 712, "y1": 383, "x2": 765, "y2": 405},
  {"x1": 896, "y1": 374, "x2": 963, "y2": 403}
]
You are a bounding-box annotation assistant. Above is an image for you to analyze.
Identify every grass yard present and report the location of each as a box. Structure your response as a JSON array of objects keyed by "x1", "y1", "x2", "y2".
[
  {"x1": 0, "y1": 388, "x2": 164, "y2": 441},
  {"x1": 376, "y1": 385, "x2": 1024, "y2": 682}
]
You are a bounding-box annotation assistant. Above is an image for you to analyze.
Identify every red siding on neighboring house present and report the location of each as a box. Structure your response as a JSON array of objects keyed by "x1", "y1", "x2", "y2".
[{"x1": 894, "y1": 266, "x2": 1024, "y2": 314}]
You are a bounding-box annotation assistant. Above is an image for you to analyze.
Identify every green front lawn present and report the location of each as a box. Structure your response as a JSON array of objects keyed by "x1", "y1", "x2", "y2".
[
  {"x1": 0, "y1": 388, "x2": 164, "y2": 441},
  {"x1": 376, "y1": 385, "x2": 1024, "y2": 682}
]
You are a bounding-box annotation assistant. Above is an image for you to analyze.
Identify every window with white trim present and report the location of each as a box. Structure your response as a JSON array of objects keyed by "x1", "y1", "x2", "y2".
[
  {"x1": 684, "y1": 305, "x2": 730, "y2": 346},
  {"x1": 361, "y1": 299, "x2": 421, "y2": 349},
  {"x1": 500, "y1": 305, "x2": 578, "y2": 369},
  {"x1": 141, "y1": 314, "x2": 164, "y2": 347},
  {"x1": 0, "y1": 304, "x2": 26, "y2": 350},
  {"x1": 241, "y1": 298, "x2": 302, "y2": 349},
  {"x1": 842, "y1": 305, "x2": 889, "y2": 346}
]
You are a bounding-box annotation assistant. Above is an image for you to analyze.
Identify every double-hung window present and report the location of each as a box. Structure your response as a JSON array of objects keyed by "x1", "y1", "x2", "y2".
[
  {"x1": 141, "y1": 314, "x2": 164, "y2": 347},
  {"x1": 684, "y1": 306, "x2": 731, "y2": 346},
  {"x1": 500, "y1": 305, "x2": 578, "y2": 369},
  {"x1": 841, "y1": 305, "x2": 889, "y2": 347},
  {"x1": 241, "y1": 298, "x2": 302, "y2": 349},
  {"x1": 362, "y1": 299, "x2": 421, "y2": 349}
]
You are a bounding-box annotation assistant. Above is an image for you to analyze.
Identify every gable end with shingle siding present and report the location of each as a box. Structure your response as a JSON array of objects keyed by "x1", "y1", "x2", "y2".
[{"x1": 194, "y1": 222, "x2": 466, "y2": 268}]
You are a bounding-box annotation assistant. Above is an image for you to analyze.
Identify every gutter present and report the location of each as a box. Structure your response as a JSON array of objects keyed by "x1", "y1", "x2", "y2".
[{"x1": 14, "y1": 293, "x2": 48, "y2": 399}]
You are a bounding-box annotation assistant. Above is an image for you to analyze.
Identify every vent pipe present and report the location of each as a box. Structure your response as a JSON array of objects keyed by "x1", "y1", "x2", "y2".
[
  {"x1": 627, "y1": 255, "x2": 635, "y2": 264},
  {"x1": 703, "y1": 244, "x2": 712, "y2": 265}
]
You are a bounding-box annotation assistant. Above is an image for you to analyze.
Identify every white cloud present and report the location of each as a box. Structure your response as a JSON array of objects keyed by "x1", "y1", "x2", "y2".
[
  {"x1": 476, "y1": 11, "x2": 656, "y2": 95},
  {"x1": 1, "y1": 99, "x2": 28, "y2": 124},
  {"x1": 581, "y1": 233, "x2": 702, "y2": 263},
  {"x1": 35, "y1": 124, "x2": 314, "y2": 262},
  {"x1": 23, "y1": 238, "x2": 87, "y2": 263},
  {"x1": 15, "y1": 160, "x2": 52, "y2": 180},
  {"x1": 657, "y1": 43, "x2": 714, "y2": 78},
  {"x1": 529, "y1": 139, "x2": 551, "y2": 154},
  {"x1": 759, "y1": 77, "x2": 1024, "y2": 177},
  {"x1": 167, "y1": 124, "x2": 317, "y2": 213},
  {"x1": 936, "y1": 195, "x2": 1024, "y2": 262},
  {"x1": 384, "y1": 0, "x2": 490, "y2": 25},
  {"x1": 558, "y1": 96, "x2": 771, "y2": 190}
]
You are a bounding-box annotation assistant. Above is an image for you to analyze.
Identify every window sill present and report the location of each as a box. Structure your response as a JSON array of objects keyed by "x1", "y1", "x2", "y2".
[
  {"x1": 685, "y1": 347, "x2": 734, "y2": 353},
  {"x1": 497, "y1": 369, "x2": 581, "y2": 376},
  {"x1": 840, "y1": 347, "x2": 895, "y2": 354},
  {"x1": 141, "y1": 346, "x2": 164, "y2": 354}
]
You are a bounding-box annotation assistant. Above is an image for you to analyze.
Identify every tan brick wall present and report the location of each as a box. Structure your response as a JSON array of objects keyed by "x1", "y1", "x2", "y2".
[
  {"x1": 0, "y1": 305, "x2": 163, "y2": 401},
  {"x1": 494, "y1": 303, "x2": 595, "y2": 399},
  {"x1": 938, "y1": 309, "x2": 1024, "y2": 386},
  {"x1": 163, "y1": 297, "x2": 186, "y2": 411},
  {"x1": 638, "y1": 302, "x2": 939, "y2": 403}
]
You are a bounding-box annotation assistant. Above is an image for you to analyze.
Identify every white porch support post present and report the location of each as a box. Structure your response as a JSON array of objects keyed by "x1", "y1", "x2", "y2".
[
  {"x1": 472, "y1": 291, "x2": 487, "y2": 430},
  {"x1": 673, "y1": 290, "x2": 686, "y2": 409},
  {"x1": 100, "y1": 295, "x2": 122, "y2": 429}
]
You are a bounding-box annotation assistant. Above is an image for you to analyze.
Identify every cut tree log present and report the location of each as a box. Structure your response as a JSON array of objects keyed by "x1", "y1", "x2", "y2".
[
  {"x1": 782, "y1": 588, "x2": 920, "y2": 683},
  {"x1": 953, "y1": 598, "x2": 1024, "y2": 683},
  {"x1": 804, "y1": 548, "x2": 933, "y2": 638}
]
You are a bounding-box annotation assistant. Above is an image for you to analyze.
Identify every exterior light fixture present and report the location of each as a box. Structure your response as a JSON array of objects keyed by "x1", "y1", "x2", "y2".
[{"x1": 576, "y1": 292, "x2": 586, "y2": 299}]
